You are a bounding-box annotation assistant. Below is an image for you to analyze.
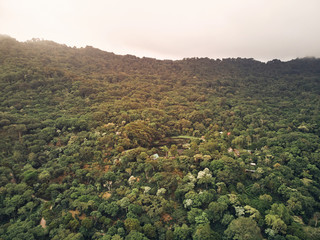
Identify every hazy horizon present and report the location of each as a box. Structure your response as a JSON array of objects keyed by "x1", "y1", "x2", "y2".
[
  {"x1": 1, "y1": 0, "x2": 320, "y2": 62},
  {"x1": 2, "y1": 33, "x2": 319, "y2": 63}
]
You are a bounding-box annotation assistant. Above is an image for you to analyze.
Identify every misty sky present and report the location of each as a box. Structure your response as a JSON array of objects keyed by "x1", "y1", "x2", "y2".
[{"x1": 1, "y1": 0, "x2": 320, "y2": 61}]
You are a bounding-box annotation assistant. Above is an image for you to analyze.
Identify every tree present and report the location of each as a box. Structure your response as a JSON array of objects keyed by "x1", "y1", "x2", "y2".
[
  {"x1": 197, "y1": 168, "x2": 214, "y2": 188},
  {"x1": 193, "y1": 224, "x2": 219, "y2": 240},
  {"x1": 22, "y1": 169, "x2": 39, "y2": 185},
  {"x1": 5, "y1": 124, "x2": 27, "y2": 142},
  {"x1": 206, "y1": 201, "x2": 228, "y2": 222},
  {"x1": 118, "y1": 197, "x2": 131, "y2": 213},
  {"x1": 111, "y1": 234, "x2": 124, "y2": 240},
  {"x1": 224, "y1": 217, "x2": 263, "y2": 240},
  {"x1": 124, "y1": 218, "x2": 141, "y2": 233},
  {"x1": 125, "y1": 230, "x2": 149, "y2": 240},
  {"x1": 187, "y1": 208, "x2": 203, "y2": 224},
  {"x1": 38, "y1": 170, "x2": 51, "y2": 182},
  {"x1": 143, "y1": 223, "x2": 157, "y2": 239},
  {"x1": 98, "y1": 202, "x2": 119, "y2": 217},
  {"x1": 169, "y1": 144, "x2": 178, "y2": 157},
  {"x1": 124, "y1": 120, "x2": 157, "y2": 147},
  {"x1": 173, "y1": 224, "x2": 191, "y2": 240},
  {"x1": 216, "y1": 156, "x2": 244, "y2": 185},
  {"x1": 103, "y1": 171, "x2": 116, "y2": 190},
  {"x1": 311, "y1": 212, "x2": 320, "y2": 227},
  {"x1": 161, "y1": 146, "x2": 169, "y2": 158},
  {"x1": 81, "y1": 218, "x2": 93, "y2": 229},
  {"x1": 265, "y1": 214, "x2": 287, "y2": 234},
  {"x1": 269, "y1": 203, "x2": 291, "y2": 225}
]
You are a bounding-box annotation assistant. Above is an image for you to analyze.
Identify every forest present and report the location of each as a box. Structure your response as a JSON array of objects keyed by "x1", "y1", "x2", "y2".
[{"x1": 0, "y1": 35, "x2": 320, "y2": 240}]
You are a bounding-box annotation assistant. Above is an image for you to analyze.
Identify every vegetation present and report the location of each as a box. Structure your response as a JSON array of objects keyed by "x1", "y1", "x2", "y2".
[{"x1": 0, "y1": 35, "x2": 320, "y2": 239}]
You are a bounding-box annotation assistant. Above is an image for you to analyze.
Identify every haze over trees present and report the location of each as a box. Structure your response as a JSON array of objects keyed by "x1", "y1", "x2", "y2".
[{"x1": 0, "y1": 35, "x2": 320, "y2": 239}]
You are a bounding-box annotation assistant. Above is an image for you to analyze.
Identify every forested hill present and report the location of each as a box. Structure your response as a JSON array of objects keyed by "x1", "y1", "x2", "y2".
[{"x1": 1, "y1": 35, "x2": 320, "y2": 240}]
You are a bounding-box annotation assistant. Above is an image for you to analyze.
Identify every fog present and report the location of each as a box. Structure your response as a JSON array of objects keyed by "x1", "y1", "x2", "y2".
[{"x1": 1, "y1": 0, "x2": 320, "y2": 61}]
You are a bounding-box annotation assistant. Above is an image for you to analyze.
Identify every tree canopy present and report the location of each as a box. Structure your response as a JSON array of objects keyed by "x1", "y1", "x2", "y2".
[{"x1": 0, "y1": 36, "x2": 320, "y2": 239}]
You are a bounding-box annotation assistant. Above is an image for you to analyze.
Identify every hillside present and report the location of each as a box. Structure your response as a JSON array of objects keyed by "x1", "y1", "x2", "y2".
[{"x1": 0, "y1": 36, "x2": 320, "y2": 240}]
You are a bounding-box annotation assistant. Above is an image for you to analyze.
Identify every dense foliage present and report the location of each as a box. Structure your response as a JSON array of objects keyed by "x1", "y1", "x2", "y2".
[{"x1": 1, "y1": 35, "x2": 320, "y2": 240}]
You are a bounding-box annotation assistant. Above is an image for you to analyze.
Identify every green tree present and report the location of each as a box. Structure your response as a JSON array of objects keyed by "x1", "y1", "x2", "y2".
[
  {"x1": 173, "y1": 224, "x2": 191, "y2": 240},
  {"x1": 124, "y1": 218, "x2": 141, "y2": 233},
  {"x1": 192, "y1": 224, "x2": 219, "y2": 240},
  {"x1": 38, "y1": 170, "x2": 51, "y2": 182},
  {"x1": 224, "y1": 217, "x2": 262, "y2": 240},
  {"x1": 125, "y1": 230, "x2": 149, "y2": 240},
  {"x1": 206, "y1": 200, "x2": 228, "y2": 222},
  {"x1": 265, "y1": 214, "x2": 287, "y2": 234},
  {"x1": 143, "y1": 223, "x2": 157, "y2": 239}
]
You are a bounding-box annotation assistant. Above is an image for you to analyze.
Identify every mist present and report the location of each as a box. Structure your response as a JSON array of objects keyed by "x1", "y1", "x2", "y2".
[{"x1": 1, "y1": 0, "x2": 320, "y2": 61}]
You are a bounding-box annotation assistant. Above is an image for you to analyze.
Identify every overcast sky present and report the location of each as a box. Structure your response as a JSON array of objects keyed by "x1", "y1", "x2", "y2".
[{"x1": 1, "y1": 0, "x2": 320, "y2": 61}]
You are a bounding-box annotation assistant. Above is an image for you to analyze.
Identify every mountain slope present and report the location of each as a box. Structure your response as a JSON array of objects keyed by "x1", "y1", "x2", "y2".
[{"x1": 0, "y1": 36, "x2": 320, "y2": 240}]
